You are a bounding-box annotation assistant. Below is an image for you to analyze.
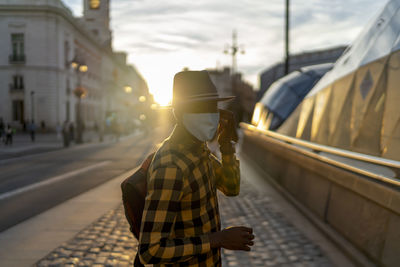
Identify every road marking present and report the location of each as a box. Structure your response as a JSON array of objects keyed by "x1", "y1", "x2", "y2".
[{"x1": 0, "y1": 161, "x2": 111, "y2": 201}]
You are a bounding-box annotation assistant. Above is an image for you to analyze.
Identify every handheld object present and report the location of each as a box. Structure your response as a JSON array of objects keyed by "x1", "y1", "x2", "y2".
[{"x1": 218, "y1": 109, "x2": 238, "y2": 143}]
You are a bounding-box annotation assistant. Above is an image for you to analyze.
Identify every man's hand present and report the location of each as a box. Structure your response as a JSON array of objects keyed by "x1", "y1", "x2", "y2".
[
  {"x1": 209, "y1": 226, "x2": 254, "y2": 251},
  {"x1": 218, "y1": 109, "x2": 238, "y2": 145}
]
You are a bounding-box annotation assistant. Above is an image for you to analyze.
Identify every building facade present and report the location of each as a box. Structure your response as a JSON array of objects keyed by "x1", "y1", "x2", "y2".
[
  {"x1": 258, "y1": 46, "x2": 347, "y2": 101},
  {"x1": 0, "y1": 0, "x2": 148, "y2": 131},
  {"x1": 207, "y1": 67, "x2": 256, "y2": 123}
]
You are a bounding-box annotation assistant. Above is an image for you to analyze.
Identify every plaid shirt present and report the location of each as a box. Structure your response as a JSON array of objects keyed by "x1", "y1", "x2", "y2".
[{"x1": 139, "y1": 125, "x2": 240, "y2": 266}]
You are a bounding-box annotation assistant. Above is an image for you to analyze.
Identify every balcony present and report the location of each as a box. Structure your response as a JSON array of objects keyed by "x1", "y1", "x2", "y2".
[
  {"x1": 9, "y1": 54, "x2": 26, "y2": 64},
  {"x1": 9, "y1": 83, "x2": 24, "y2": 93}
]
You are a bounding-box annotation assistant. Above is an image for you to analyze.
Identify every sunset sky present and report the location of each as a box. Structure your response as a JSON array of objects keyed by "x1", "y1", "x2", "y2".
[{"x1": 64, "y1": 0, "x2": 387, "y2": 105}]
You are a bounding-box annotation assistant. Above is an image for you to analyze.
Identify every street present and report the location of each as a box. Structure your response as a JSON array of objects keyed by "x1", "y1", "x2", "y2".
[
  {"x1": 0, "y1": 128, "x2": 168, "y2": 233},
  {"x1": 0, "y1": 126, "x2": 356, "y2": 266},
  {"x1": 34, "y1": 151, "x2": 352, "y2": 267}
]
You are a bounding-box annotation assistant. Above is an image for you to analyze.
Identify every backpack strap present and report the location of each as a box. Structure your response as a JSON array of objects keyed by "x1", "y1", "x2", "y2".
[{"x1": 141, "y1": 152, "x2": 155, "y2": 172}]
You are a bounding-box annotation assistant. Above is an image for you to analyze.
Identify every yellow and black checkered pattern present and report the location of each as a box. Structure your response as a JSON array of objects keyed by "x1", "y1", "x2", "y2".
[{"x1": 138, "y1": 125, "x2": 240, "y2": 266}]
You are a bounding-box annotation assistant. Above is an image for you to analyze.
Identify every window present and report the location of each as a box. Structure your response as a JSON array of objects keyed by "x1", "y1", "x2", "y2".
[
  {"x1": 66, "y1": 79, "x2": 71, "y2": 95},
  {"x1": 64, "y1": 40, "x2": 70, "y2": 67},
  {"x1": 90, "y1": 0, "x2": 100, "y2": 9},
  {"x1": 12, "y1": 100, "x2": 24, "y2": 122},
  {"x1": 11, "y1": 33, "x2": 24, "y2": 56},
  {"x1": 12, "y1": 75, "x2": 24, "y2": 89}
]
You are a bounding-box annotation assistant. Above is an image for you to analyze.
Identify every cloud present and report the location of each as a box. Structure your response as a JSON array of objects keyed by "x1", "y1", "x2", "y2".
[
  {"x1": 65, "y1": 0, "x2": 82, "y2": 16},
  {"x1": 62, "y1": 0, "x2": 389, "y2": 96}
]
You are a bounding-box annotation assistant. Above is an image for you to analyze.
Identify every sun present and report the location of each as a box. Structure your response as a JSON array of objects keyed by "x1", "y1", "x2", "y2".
[
  {"x1": 152, "y1": 87, "x2": 172, "y2": 106},
  {"x1": 146, "y1": 72, "x2": 173, "y2": 106}
]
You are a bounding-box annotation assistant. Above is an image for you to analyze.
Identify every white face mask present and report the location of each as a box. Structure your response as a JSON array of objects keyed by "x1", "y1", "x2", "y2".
[{"x1": 182, "y1": 113, "x2": 220, "y2": 141}]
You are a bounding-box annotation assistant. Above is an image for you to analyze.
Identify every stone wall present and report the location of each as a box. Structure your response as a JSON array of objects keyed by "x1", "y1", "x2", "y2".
[{"x1": 241, "y1": 128, "x2": 400, "y2": 267}]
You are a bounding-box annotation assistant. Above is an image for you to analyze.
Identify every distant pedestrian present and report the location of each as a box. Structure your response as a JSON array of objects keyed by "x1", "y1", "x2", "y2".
[
  {"x1": 5, "y1": 124, "x2": 13, "y2": 145},
  {"x1": 112, "y1": 120, "x2": 121, "y2": 142},
  {"x1": 99, "y1": 122, "x2": 104, "y2": 142},
  {"x1": 94, "y1": 121, "x2": 103, "y2": 142},
  {"x1": 62, "y1": 121, "x2": 70, "y2": 147},
  {"x1": 28, "y1": 120, "x2": 36, "y2": 142},
  {"x1": 0, "y1": 117, "x2": 4, "y2": 143},
  {"x1": 40, "y1": 120, "x2": 46, "y2": 132},
  {"x1": 69, "y1": 123, "x2": 75, "y2": 142},
  {"x1": 105, "y1": 117, "x2": 111, "y2": 133},
  {"x1": 56, "y1": 123, "x2": 62, "y2": 140}
]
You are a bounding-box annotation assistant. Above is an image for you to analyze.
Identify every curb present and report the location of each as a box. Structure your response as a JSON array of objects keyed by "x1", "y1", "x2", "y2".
[{"x1": 0, "y1": 131, "x2": 143, "y2": 166}]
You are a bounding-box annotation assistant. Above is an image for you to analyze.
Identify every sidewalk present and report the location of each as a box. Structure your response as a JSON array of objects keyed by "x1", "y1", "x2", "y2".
[
  {"x1": 0, "y1": 133, "x2": 61, "y2": 160},
  {"x1": 0, "y1": 131, "x2": 130, "y2": 161},
  {"x1": 0, "y1": 153, "x2": 354, "y2": 267}
]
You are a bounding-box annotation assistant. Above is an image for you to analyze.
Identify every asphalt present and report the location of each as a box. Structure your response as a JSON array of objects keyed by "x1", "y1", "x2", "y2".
[
  {"x1": 0, "y1": 129, "x2": 166, "y2": 233},
  {"x1": 0, "y1": 131, "x2": 106, "y2": 161}
]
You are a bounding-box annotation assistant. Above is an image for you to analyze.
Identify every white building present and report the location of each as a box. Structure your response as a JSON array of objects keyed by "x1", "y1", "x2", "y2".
[{"x1": 0, "y1": 0, "x2": 148, "y2": 131}]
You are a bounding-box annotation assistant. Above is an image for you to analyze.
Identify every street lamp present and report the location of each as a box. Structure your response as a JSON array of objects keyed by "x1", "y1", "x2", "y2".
[
  {"x1": 71, "y1": 61, "x2": 78, "y2": 70},
  {"x1": 284, "y1": 0, "x2": 290, "y2": 75},
  {"x1": 124, "y1": 86, "x2": 132, "y2": 93},
  {"x1": 224, "y1": 29, "x2": 245, "y2": 75},
  {"x1": 139, "y1": 95, "x2": 146, "y2": 103},
  {"x1": 79, "y1": 65, "x2": 88, "y2": 73},
  {"x1": 30, "y1": 91, "x2": 35, "y2": 122},
  {"x1": 71, "y1": 57, "x2": 88, "y2": 144},
  {"x1": 139, "y1": 114, "x2": 146, "y2": 121}
]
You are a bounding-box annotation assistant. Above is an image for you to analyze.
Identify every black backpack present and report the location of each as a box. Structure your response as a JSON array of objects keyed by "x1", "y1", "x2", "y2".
[{"x1": 121, "y1": 153, "x2": 154, "y2": 266}]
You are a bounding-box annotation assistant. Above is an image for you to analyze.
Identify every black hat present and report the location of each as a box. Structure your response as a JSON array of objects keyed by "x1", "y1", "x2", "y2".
[{"x1": 172, "y1": 70, "x2": 234, "y2": 107}]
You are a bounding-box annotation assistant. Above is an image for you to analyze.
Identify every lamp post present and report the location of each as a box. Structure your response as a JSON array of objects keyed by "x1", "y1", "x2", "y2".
[
  {"x1": 224, "y1": 30, "x2": 245, "y2": 75},
  {"x1": 71, "y1": 57, "x2": 88, "y2": 144},
  {"x1": 284, "y1": 0, "x2": 290, "y2": 75},
  {"x1": 224, "y1": 30, "x2": 245, "y2": 123},
  {"x1": 30, "y1": 91, "x2": 35, "y2": 122}
]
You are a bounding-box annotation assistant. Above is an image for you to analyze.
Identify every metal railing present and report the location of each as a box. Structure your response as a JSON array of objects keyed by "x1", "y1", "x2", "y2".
[
  {"x1": 9, "y1": 84, "x2": 24, "y2": 92},
  {"x1": 240, "y1": 122, "x2": 400, "y2": 185},
  {"x1": 9, "y1": 54, "x2": 26, "y2": 64}
]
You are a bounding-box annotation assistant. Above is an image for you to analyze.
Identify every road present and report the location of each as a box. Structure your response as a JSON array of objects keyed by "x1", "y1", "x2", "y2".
[{"x1": 0, "y1": 127, "x2": 169, "y2": 232}]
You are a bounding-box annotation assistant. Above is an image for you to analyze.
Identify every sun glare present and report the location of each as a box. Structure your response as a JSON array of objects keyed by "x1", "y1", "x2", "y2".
[
  {"x1": 153, "y1": 88, "x2": 172, "y2": 106},
  {"x1": 146, "y1": 72, "x2": 174, "y2": 106},
  {"x1": 138, "y1": 55, "x2": 212, "y2": 107}
]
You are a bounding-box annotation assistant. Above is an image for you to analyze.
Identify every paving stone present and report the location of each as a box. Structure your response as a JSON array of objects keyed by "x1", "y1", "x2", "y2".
[
  {"x1": 118, "y1": 254, "x2": 131, "y2": 261},
  {"x1": 65, "y1": 257, "x2": 80, "y2": 264},
  {"x1": 94, "y1": 256, "x2": 108, "y2": 264},
  {"x1": 70, "y1": 251, "x2": 85, "y2": 258},
  {"x1": 89, "y1": 247, "x2": 101, "y2": 254},
  {"x1": 83, "y1": 253, "x2": 97, "y2": 260}
]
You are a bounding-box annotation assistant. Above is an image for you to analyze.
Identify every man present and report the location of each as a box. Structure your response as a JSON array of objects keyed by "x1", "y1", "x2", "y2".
[
  {"x1": 5, "y1": 124, "x2": 13, "y2": 145},
  {"x1": 0, "y1": 117, "x2": 4, "y2": 143},
  {"x1": 139, "y1": 71, "x2": 254, "y2": 266},
  {"x1": 28, "y1": 120, "x2": 36, "y2": 142},
  {"x1": 62, "y1": 120, "x2": 70, "y2": 147}
]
